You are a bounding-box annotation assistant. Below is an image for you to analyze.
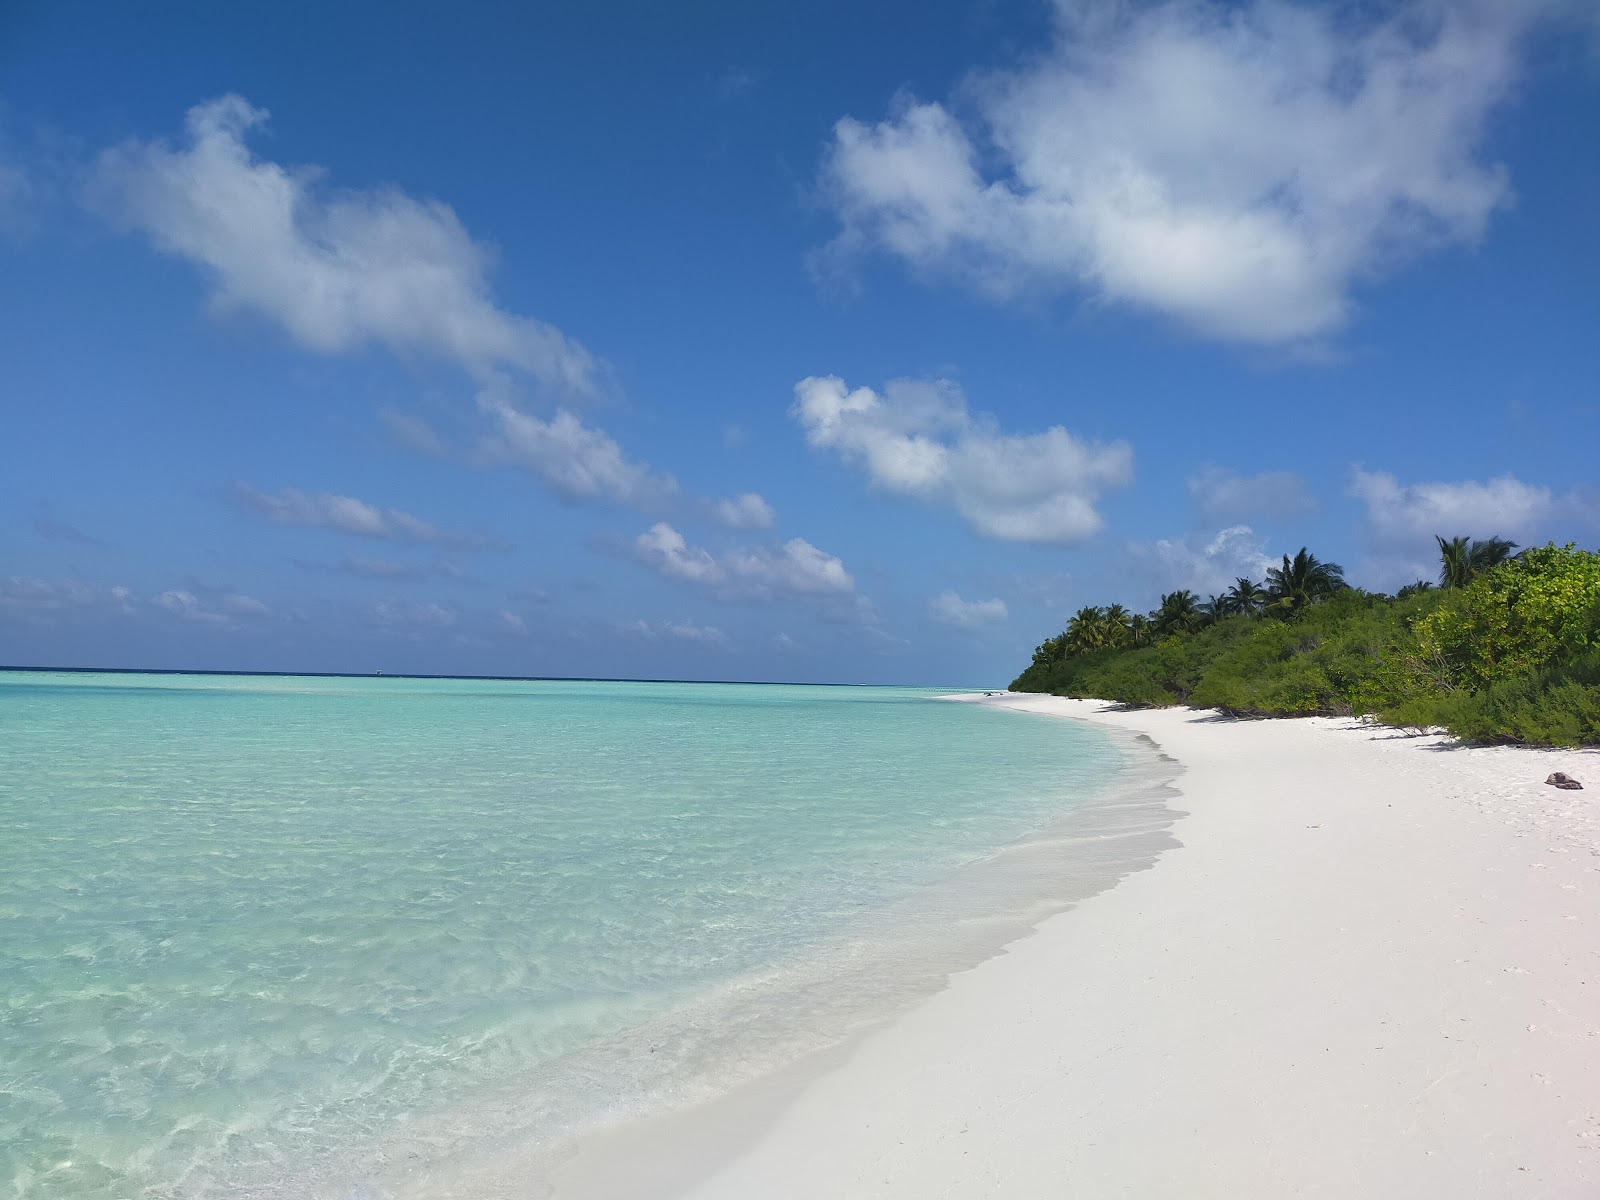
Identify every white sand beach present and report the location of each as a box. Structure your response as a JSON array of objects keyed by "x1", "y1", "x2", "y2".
[{"x1": 650, "y1": 696, "x2": 1600, "y2": 1199}]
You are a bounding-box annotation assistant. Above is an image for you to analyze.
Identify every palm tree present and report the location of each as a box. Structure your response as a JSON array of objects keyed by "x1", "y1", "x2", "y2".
[
  {"x1": 1201, "y1": 594, "x2": 1231, "y2": 623},
  {"x1": 1436, "y1": 536, "x2": 1473, "y2": 589},
  {"x1": 1102, "y1": 603, "x2": 1132, "y2": 648},
  {"x1": 1065, "y1": 605, "x2": 1108, "y2": 654},
  {"x1": 1266, "y1": 548, "x2": 1346, "y2": 614},
  {"x1": 1437, "y1": 534, "x2": 1518, "y2": 588},
  {"x1": 1127, "y1": 613, "x2": 1153, "y2": 648},
  {"x1": 1225, "y1": 576, "x2": 1268, "y2": 617},
  {"x1": 1152, "y1": 590, "x2": 1205, "y2": 636},
  {"x1": 1395, "y1": 580, "x2": 1435, "y2": 600}
]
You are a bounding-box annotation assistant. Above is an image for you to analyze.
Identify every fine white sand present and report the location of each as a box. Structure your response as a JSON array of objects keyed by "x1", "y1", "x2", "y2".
[{"x1": 663, "y1": 697, "x2": 1600, "y2": 1199}]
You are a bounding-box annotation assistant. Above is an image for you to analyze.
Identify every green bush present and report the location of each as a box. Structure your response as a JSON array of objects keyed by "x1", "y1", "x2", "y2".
[
  {"x1": 1010, "y1": 544, "x2": 1600, "y2": 746},
  {"x1": 1415, "y1": 544, "x2": 1600, "y2": 689}
]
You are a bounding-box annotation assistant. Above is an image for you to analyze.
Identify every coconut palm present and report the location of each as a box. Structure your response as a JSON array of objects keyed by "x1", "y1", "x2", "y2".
[
  {"x1": 1266, "y1": 548, "x2": 1346, "y2": 614},
  {"x1": 1225, "y1": 576, "x2": 1268, "y2": 617},
  {"x1": 1127, "y1": 613, "x2": 1153, "y2": 648},
  {"x1": 1395, "y1": 580, "x2": 1435, "y2": 600},
  {"x1": 1152, "y1": 589, "x2": 1205, "y2": 636},
  {"x1": 1101, "y1": 603, "x2": 1132, "y2": 647},
  {"x1": 1065, "y1": 605, "x2": 1108, "y2": 654},
  {"x1": 1437, "y1": 534, "x2": 1519, "y2": 588},
  {"x1": 1201, "y1": 594, "x2": 1231, "y2": 623}
]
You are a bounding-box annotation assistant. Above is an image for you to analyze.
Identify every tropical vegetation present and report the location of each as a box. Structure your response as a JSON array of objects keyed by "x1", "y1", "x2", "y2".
[{"x1": 1012, "y1": 539, "x2": 1600, "y2": 747}]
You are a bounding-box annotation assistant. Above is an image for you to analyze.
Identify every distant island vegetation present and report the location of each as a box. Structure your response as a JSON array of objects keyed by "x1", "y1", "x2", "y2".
[{"x1": 1012, "y1": 539, "x2": 1600, "y2": 747}]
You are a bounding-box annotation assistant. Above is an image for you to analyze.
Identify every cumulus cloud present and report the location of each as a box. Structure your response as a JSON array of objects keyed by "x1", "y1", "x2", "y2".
[
  {"x1": 621, "y1": 618, "x2": 732, "y2": 647},
  {"x1": 91, "y1": 95, "x2": 595, "y2": 392},
  {"x1": 1350, "y1": 468, "x2": 1560, "y2": 547},
  {"x1": 479, "y1": 396, "x2": 677, "y2": 507},
  {"x1": 820, "y1": 0, "x2": 1560, "y2": 345},
  {"x1": 236, "y1": 484, "x2": 484, "y2": 549},
  {"x1": 1189, "y1": 466, "x2": 1315, "y2": 523},
  {"x1": 712, "y1": 492, "x2": 776, "y2": 530},
  {"x1": 928, "y1": 591, "x2": 1008, "y2": 628},
  {"x1": 1125, "y1": 525, "x2": 1277, "y2": 599},
  {"x1": 632, "y1": 522, "x2": 858, "y2": 604},
  {"x1": 792, "y1": 375, "x2": 1130, "y2": 544},
  {"x1": 1348, "y1": 467, "x2": 1598, "y2": 584}
]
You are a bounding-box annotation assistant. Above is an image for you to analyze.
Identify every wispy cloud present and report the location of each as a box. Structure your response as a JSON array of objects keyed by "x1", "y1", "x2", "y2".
[
  {"x1": 2, "y1": 576, "x2": 269, "y2": 628},
  {"x1": 155, "y1": 589, "x2": 270, "y2": 627},
  {"x1": 1123, "y1": 525, "x2": 1277, "y2": 601},
  {"x1": 711, "y1": 492, "x2": 776, "y2": 530},
  {"x1": 297, "y1": 553, "x2": 467, "y2": 582},
  {"x1": 236, "y1": 484, "x2": 485, "y2": 549},
  {"x1": 793, "y1": 374, "x2": 1130, "y2": 544},
  {"x1": 91, "y1": 95, "x2": 597, "y2": 394},
  {"x1": 477, "y1": 396, "x2": 677, "y2": 507},
  {"x1": 1, "y1": 575, "x2": 108, "y2": 615},
  {"x1": 928, "y1": 590, "x2": 1008, "y2": 628},
  {"x1": 819, "y1": 0, "x2": 1564, "y2": 345},
  {"x1": 633, "y1": 522, "x2": 857, "y2": 604},
  {"x1": 620, "y1": 618, "x2": 732, "y2": 647}
]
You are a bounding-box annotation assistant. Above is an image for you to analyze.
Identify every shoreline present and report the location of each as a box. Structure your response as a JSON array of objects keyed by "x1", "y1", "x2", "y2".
[
  {"x1": 537, "y1": 707, "x2": 1182, "y2": 1200},
  {"x1": 605, "y1": 695, "x2": 1597, "y2": 1198}
]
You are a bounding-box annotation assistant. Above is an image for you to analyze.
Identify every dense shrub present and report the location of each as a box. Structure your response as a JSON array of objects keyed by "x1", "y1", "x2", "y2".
[{"x1": 1012, "y1": 544, "x2": 1600, "y2": 747}]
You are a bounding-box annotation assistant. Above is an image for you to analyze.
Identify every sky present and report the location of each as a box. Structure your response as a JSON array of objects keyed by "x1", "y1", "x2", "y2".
[{"x1": 2, "y1": 0, "x2": 1597, "y2": 685}]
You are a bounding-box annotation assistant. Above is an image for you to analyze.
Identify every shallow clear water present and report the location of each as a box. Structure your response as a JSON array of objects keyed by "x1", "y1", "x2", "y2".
[{"x1": 0, "y1": 673, "x2": 1133, "y2": 1198}]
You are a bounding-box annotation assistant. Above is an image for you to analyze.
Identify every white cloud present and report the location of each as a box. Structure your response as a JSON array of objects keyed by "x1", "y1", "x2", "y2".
[
  {"x1": 635, "y1": 522, "x2": 726, "y2": 586},
  {"x1": 633, "y1": 522, "x2": 858, "y2": 603},
  {"x1": 237, "y1": 484, "x2": 483, "y2": 548},
  {"x1": 92, "y1": 95, "x2": 595, "y2": 392},
  {"x1": 713, "y1": 492, "x2": 776, "y2": 530},
  {"x1": 1189, "y1": 466, "x2": 1315, "y2": 523},
  {"x1": 222, "y1": 593, "x2": 271, "y2": 618},
  {"x1": 479, "y1": 396, "x2": 676, "y2": 507},
  {"x1": 2, "y1": 578, "x2": 265, "y2": 625},
  {"x1": 820, "y1": 0, "x2": 1559, "y2": 345},
  {"x1": 1350, "y1": 468, "x2": 1558, "y2": 548},
  {"x1": 621, "y1": 618, "x2": 732, "y2": 647},
  {"x1": 1348, "y1": 467, "x2": 1599, "y2": 585},
  {"x1": 155, "y1": 589, "x2": 269, "y2": 626},
  {"x1": 497, "y1": 609, "x2": 528, "y2": 636},
  {"x1": 792, "y1": 374, "x2": 1130, "y2": 544},
  {"x1": 928, "y1": 591, "x2": 1008, "y2": 628},
  {"x1": 1125, "y1": 525, "x2": 1277, "y2": 600}
]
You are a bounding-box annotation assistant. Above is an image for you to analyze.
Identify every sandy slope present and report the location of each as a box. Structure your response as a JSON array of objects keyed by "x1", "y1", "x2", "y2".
[{"x1": 674, "y1": 697, "x2": 1600, "y2": 1199}]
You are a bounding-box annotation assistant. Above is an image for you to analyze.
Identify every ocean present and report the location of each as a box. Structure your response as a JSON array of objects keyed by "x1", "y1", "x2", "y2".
[{"x1": 0, "y1": 672, "x2": 1160, "y2": 1198}]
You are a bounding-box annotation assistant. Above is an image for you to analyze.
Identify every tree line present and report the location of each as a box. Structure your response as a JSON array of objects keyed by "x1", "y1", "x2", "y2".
[
  {"x1": 1014, "y1": 537, "x2": 1598, "y2": 747},
  {"x1": 1031, "y1": 538, "x2": 1516, "y2": 671}
]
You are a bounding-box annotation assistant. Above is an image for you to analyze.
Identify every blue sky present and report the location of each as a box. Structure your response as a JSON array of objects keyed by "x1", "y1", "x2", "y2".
[{"x1": 3, "y1": 0, "x2": 1597, "y2": 684}]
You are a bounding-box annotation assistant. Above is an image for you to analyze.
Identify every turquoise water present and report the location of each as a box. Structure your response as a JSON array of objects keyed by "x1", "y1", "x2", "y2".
[{"x1": 0, "y1": 673, "x2": 1133, "y2": 1198}]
